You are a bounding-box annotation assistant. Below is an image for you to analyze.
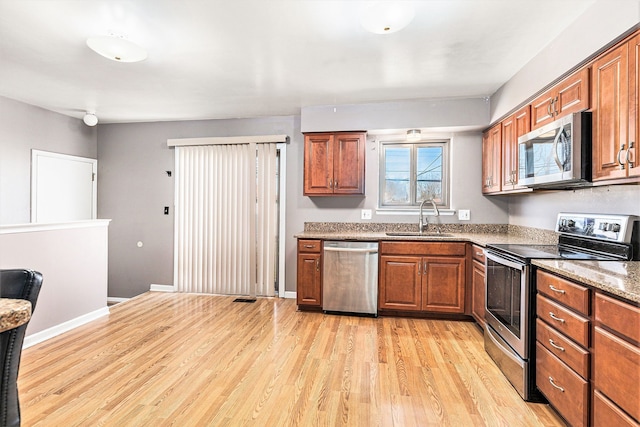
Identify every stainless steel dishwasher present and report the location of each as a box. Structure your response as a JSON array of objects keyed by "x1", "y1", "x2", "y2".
[{"x1": 322, "y1": 241, "x2": 379, "y2": 316}]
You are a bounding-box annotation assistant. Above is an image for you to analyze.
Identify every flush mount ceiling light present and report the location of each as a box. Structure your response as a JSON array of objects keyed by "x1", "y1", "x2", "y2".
[
  {"x1": 360, "y1": 1, "x2": 416, "y2": 34},
  {"x1": 86, "y1": 33, "x2": 147, "y2": 63},
  {"x1": 406, "y1": 129, "x2": 421, "y2": 141},
  {"x1": 83, "y1": 112, "x2": 98, "y2": 127}
]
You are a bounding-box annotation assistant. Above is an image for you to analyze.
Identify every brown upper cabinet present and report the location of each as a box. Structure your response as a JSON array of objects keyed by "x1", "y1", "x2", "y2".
[
  {"x1": 303, "y1": 132, "x2": 366, "y2": 196},
  {"x1": 501, "y1": 105, "x2": 531, "y2": 191},
  {"x1": 482, "y1": 124, "x2": 502, "y2": 194},
  {"x1": 531, "y1": 67, "x2": 590, "y2": 130},
  {"x1": 592, "y1": 33, "x2": 640, "y2": 182}
]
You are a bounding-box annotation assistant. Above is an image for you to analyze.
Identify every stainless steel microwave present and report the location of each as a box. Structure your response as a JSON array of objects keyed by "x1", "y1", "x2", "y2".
[{"x1": 518, "y1": 111, "x2": 591, "y2": 188}]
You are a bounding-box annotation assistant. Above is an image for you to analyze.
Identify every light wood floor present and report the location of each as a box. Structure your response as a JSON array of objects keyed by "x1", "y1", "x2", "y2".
[{"x1": 20, "y1": 293, "x2": 566, "y2": 426}]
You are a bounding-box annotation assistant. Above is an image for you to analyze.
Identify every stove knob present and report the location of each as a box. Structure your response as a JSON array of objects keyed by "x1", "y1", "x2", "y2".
[
  {"x1": 599, "y1": 222, "x2": 608, "y2": 231},
  {"x1": 611, "y1": 223, "x2": 621, "y2": 232},
  {"x1": 567, "y1": 220, "x2": 575, "y2": 227}
]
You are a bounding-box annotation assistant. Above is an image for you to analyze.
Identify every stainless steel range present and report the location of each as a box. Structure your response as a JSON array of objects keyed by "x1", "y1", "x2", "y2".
[{"x1": 483, "y1": 213, "x2": 639, "y2": 401}]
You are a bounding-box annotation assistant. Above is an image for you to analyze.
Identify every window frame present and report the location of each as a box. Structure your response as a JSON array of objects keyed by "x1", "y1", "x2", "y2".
[{"x1": 378, "y1": 139, "x2": 450, "y2": 209}]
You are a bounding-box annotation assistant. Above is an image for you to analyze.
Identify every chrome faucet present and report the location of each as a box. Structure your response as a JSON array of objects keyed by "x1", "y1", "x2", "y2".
[{"x1": 418, "y1": 199, "x2": 440, "y2": 234}]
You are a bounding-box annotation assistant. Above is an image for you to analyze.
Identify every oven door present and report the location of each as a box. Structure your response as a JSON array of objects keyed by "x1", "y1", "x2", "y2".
[{"x1": 485, "y1": 251, "x2": 530, "y2": 359}]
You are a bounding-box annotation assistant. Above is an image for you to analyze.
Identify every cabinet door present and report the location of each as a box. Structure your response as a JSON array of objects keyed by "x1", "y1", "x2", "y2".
[
  {"x1": 296, "y1": 253, "x2": 322, "y2": 306},
  {"x1": 379, "y1": 255, "x2": 422, "y2": 311},
  {"x1": 303, "y1": 133, "x2": 334, "y2": 195},
  {"x1": 531, "y1": 89, "x2": 556, "y2": 130},
  {"x1": 501, "y1": 114, "x2": 516, "y2": 189},
  {"x1": 422, "y1": 256, "x2": 466, "y2": 313},
  {"x1": 592, "y1": 43, "x2": 630, "y2": 181},
  {"x1": 333, "y1": 133, "x2": 365, "y2": 194},
  {"x1": 629, "y1": 34, "x2": 640, "y2": 178},
  {"x1": 502, "y1": 105, "x2": 531, "y2": 191},
  {"x1": 482, "y1": 125, "x2": 501, "y2": 194},
  {"x1": 471, "y1": 259, "x2": 486, "y2": 326},
  {"x1": 593, "y1": 326, "x2": 640, "y2": 422},
  {"x1": 555, "y1": 67, "x2": 590, "y2": 117},
  {"x1": 531, "y1": 68, "x2": 589, "y2": 130}
]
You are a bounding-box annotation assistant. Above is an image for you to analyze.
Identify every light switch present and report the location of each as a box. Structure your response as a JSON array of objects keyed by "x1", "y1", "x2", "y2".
[{"x1": 361, "y1": 209, "x2": 372, "y2": 220}]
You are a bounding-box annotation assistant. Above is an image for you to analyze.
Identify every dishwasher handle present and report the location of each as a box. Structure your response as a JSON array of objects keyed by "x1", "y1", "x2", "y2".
[{"x1": 323, "y1": 247, "x2": 379, "y2": 254}]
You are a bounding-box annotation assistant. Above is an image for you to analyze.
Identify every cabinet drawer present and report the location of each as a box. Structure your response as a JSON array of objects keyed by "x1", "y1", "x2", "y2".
[
  {"x1": 298, "y1": 239, "x2": 322, "y2": 253},
  {"x1": 380, "y1": 241, "x2": 466, "y2": 256},
  {"x1": 537, "y1": 294, "x2": 590, "y2": 347},
  {"x1": 593, "y1": 390, "x2": 640, "y2": 427},
  {"x1": 536, "y1": 318, "x2": 589, "y2": 379},
  {"x1": 471, "y1": 244, "x2": 485, "y2": 263},
  {"x1": 593, "y1": 326, "x2": 640, "y2": 421},
  {"x1": 537, "y1": 270, "x2": 590, "y2": 315},
  {"x1": 595, "y1": 292, "x2": 640, "y2": 344},
  {"x1": 536, "y1": 342, "x2": 589, "y2": 427}
]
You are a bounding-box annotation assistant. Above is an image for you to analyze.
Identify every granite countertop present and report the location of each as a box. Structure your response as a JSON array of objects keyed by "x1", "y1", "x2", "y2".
[
  {"x1": 533, "y1": 259, "x2": 640, "y2": 304},
  {"x1": 297, "y1": 222, "x2": 640, "y2": 305},
  {"x1": 0, "y1": 298, "x2": 31, "y2": 333},
  {"x1": 295, "y1": 231, "x2": 557, "y2": 247}
]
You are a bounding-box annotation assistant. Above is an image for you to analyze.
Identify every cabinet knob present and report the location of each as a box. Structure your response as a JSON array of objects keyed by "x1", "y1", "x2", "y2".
[{"x1": 548, "y1": 376, "x2": 565, "y2": 392}]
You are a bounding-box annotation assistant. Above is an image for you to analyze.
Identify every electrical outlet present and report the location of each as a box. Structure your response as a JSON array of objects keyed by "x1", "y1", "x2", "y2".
[
  {"x1": 458, "y1": 209, "x2": 471, "y2": 221},
  {"x1": 361, "y1": 209, "x2": 372, "y2": 220}
]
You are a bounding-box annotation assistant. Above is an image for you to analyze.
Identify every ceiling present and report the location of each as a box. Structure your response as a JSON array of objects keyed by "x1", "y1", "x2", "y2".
[{"x1": 0, "y1": 0, "x2": 598, "y2": 124}]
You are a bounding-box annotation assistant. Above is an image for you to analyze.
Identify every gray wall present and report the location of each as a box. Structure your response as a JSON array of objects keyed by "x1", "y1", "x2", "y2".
[
  {"x1": 97, "y1": 116, "x2": 300, "y2": 298},
  {"x1": 490, "y1": 0, "x2": 640, "y2": 230},
  {"x1": 508, "y1": 185, "x2": 640, "y2": 230},
  {"x1": 98, "y1": 109, "x2": 507, "y2": 298},
  {"x1": 0, "y1": 96, "x2": 96, "y2": 225},
  {"x1": 490, "y1": 0, "x2": 640, "y2": 122}
]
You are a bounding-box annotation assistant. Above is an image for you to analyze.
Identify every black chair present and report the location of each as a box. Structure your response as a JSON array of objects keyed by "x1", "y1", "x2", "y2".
[{"x1": 0, "y1": 270, "x2": 43, "y2": 427}]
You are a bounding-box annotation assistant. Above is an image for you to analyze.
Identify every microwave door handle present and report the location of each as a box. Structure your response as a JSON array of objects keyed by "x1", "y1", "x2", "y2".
[{"x1": 552, "y1": 129, "x2": 565, "y2": 170}]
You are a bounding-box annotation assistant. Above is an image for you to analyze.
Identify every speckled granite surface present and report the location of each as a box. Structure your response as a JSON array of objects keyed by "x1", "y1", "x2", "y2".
[
  {"x1": 0, "y1": 299, "x2": 31, "y2": 333},
  {"x1": 296, "y1": 222, "x2": 559, "y2": 246},
  {"x1": 533, "y1": 260, "x2": 640, "y2": 304}
]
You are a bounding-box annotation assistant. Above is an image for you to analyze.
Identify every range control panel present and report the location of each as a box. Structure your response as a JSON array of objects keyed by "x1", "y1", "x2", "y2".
[{"x1": 556, "y1": 213, "x2": 638, "y2": 243}]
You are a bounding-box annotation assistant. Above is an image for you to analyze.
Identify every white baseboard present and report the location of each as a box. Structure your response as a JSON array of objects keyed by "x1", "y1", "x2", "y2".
[
  {"x1": 23, "y1": 306, "x2": 110, "y2": 349},
  {"x1": 150, "y1": 284, "x2": 175, "y2": 292},
  {"x1": 107, "y1": 297, "x2": 129, "y2": 305},
  {"x1": 284, "y1": 291, "x2": 296, "y2": 299}
]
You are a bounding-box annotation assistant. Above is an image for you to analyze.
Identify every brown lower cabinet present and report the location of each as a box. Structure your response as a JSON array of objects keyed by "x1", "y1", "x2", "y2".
[
  {"x1": 470, "y1": 244, "x2": 486, "y2": 327},
  {"x1": 379, "y1": 241, "x2": 466, "y2": 314},
  {"x1": 535, "y1": 269, "x2": 640, "y2": 427},
  {"x1": 296, "y1": 239, "x2": 322, "y2": 307}
]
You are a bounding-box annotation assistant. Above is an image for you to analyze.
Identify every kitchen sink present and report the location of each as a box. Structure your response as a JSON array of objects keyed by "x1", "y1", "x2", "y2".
[{"x1": 385, "y1": 232, "x2": 453, "y2": 237}]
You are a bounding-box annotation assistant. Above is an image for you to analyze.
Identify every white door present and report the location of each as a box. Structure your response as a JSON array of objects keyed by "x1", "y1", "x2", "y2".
[{"x1": 31, "y1": 150, "x2": 97, "y2": 223}]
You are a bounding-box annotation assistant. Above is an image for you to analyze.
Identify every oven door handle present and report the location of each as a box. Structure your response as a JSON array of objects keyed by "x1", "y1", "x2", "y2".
[
  {"x1": 485, "y1": 251, "x2": 527, "y2": 271},
  {"x1": 485, "y1": 324, "x2": 522, "y2": 366}
]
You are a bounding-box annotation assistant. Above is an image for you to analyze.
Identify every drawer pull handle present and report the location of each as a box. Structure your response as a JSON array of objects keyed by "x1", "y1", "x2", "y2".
[
  {"x1": 548, "y1": 376, "x2": 565, "y2": 392},
  {"x1": 304, "y1": 245, "x2": 315, "y2": 248},
  {"x1": 549, "y1": 312, "x2": 565, "y2": 323},
  {"x1": 475, "y1": 251, "x2": 484, "y2": 257},
  {"x1": 549, "y1": 285, "x2": 565, "y2": 294},
  {"x1": 548, "y1": 339, "x2": 565, "y2": 352}
]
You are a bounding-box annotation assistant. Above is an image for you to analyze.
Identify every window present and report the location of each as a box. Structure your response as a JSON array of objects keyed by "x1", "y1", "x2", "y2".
[{"x1": 379, "y1": 140, "x2": 450, "y2": 209}]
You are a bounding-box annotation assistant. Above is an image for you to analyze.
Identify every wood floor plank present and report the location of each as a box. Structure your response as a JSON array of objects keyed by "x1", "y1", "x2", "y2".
[{"x1": 19, "y1": 292, "x2": 566, "y2": 426}]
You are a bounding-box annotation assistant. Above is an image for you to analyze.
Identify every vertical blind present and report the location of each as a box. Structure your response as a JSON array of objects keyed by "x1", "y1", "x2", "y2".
[{"x1": 173, "y1": 141, "x2": 279, "y2": 296}]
